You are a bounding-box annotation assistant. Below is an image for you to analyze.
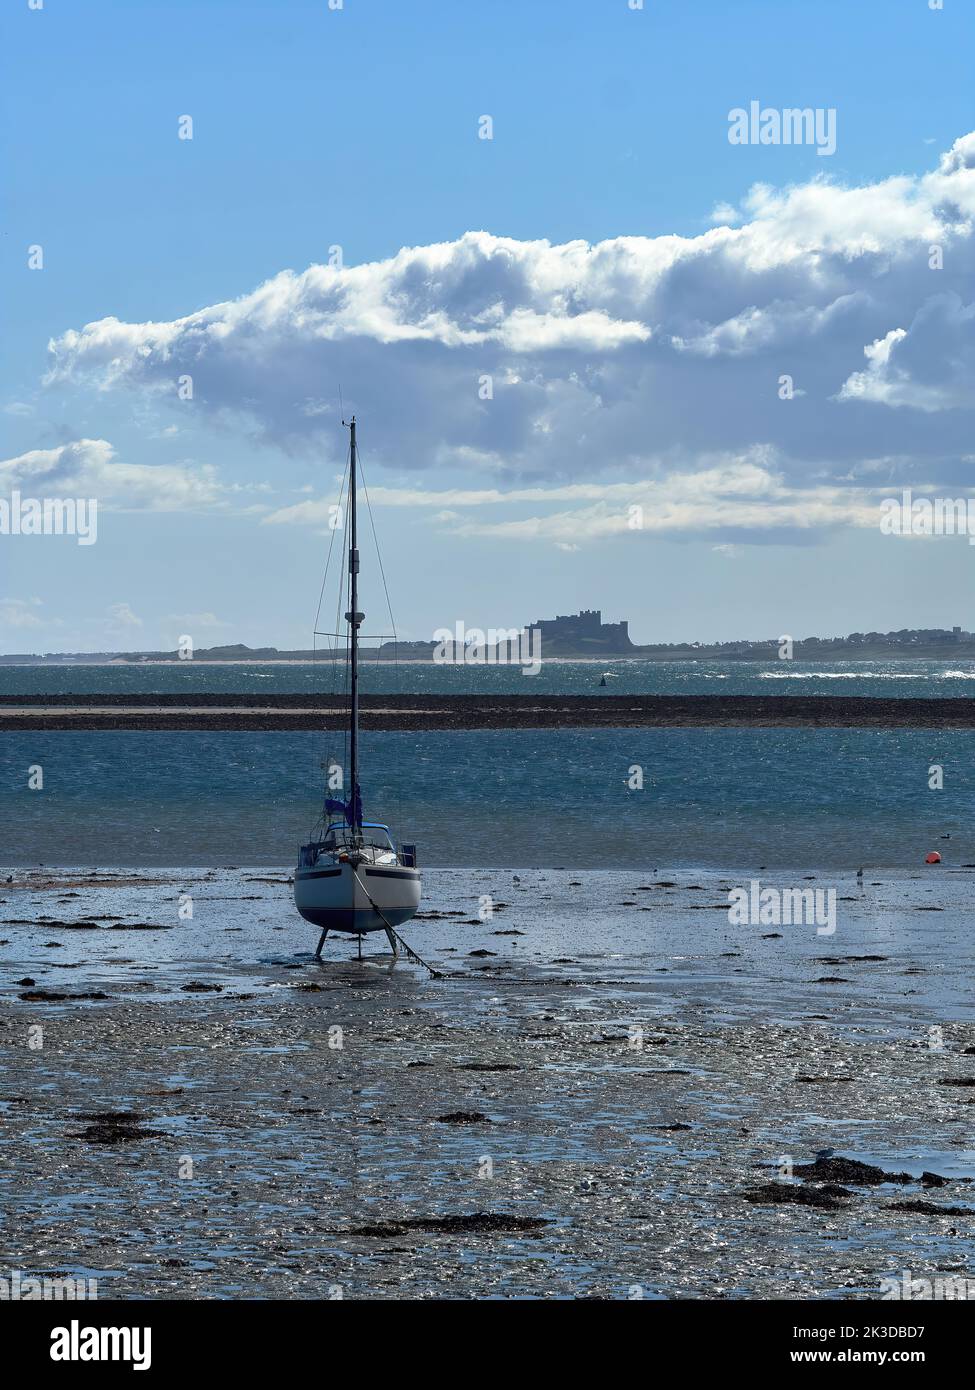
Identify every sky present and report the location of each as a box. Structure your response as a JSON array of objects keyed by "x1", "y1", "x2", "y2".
[{"x1": 2, "y1": 0, "x2": 974, "y2": 653}]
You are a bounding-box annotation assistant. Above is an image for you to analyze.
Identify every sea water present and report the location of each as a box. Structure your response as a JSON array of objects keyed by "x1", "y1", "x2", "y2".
[
  {"x1": 2, "y1": 657, "x2": 974, "y2": 699},
  {"x1": 1, "y1": 727, "x2": 972, "y2": 869}
]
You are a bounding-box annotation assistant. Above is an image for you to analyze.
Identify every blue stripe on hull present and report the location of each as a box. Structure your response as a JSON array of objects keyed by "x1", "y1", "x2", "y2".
[{"x1": 295, "y1": 904, "x2": 418, "y2": 934}]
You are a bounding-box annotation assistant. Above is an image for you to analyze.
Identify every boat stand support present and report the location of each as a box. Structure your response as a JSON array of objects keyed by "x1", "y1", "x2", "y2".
[{"x1": 314, "y1": 928, "x2": 329, "y2": 961}]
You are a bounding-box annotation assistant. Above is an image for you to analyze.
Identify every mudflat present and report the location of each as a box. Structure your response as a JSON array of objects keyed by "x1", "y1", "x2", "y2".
[
  {"x1": 2, "y1": 693, "x2": 975, "y2": 730},
  {"x1": 1, "y1": 864, "x2": 973, "y2": 1299}
]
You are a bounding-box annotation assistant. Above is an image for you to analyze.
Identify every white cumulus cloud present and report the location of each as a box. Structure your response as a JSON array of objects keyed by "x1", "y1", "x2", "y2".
[
  {"x1": 0, "y1": 438, "x2": 225, "y2": 511},
  {"x1": 41, "y1": 133, "x2": 975, "y2": 541}
]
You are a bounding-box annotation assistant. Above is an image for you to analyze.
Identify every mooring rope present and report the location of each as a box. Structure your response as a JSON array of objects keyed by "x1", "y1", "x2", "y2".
[
  {"x1": 350, "y1": 867, "x2": 445, "y2": 978},
  {"x1": 332, "y1": 868, "x2": 563, "y2": 985}
]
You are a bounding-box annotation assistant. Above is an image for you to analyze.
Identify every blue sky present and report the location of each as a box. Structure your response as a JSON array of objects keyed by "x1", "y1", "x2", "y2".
[{"x1": 2, "y1": 0, "x2": 974, "y2": 652}]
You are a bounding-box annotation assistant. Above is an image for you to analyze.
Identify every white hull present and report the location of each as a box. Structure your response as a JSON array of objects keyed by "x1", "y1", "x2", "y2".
[{"x1": 294, "y1": 859, "x2": 421, "y2": 934}]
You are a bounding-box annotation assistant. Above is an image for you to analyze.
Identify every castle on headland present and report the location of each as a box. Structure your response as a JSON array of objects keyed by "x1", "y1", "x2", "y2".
[{"x1": 532, "y1": 609, "x2": 634, "y2": 654}]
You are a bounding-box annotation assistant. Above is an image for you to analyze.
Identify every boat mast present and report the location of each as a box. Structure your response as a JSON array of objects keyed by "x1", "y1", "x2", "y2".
[{"x1": 345, "y1": 416, "x2": 362, "y2": 835}]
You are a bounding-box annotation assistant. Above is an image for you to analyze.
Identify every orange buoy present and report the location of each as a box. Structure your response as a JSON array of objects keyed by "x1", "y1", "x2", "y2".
[{"x1": 925, "y1": 851, "x2": 942, "y2": 864}]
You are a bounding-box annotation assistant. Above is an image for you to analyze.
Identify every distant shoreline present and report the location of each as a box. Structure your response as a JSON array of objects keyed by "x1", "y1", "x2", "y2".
[{"x1": 3, "y1": 652, "x2": 975, "y2": 668}]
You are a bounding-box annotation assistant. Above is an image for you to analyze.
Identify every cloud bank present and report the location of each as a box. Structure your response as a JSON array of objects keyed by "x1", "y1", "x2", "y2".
[
  {"x1": 42, "y1": 134, "x2": 975, "y2": 540},
  {"x1": 0, "y1": 439, "x2": 224, "y2": 511}
]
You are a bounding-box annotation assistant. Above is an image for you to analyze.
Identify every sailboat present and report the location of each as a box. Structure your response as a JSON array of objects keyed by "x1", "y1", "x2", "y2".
[{"x1": 294, "y1": 417, "x2": 422, "y2": 959}]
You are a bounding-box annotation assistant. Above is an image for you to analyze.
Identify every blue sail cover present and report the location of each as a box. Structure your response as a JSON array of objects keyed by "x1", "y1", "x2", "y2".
[{"x1": 324, "y1": 790, "x2": 363, "y2": 827}]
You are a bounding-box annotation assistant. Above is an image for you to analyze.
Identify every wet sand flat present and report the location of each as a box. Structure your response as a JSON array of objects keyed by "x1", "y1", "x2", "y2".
[
  {"x1": 1, "y1": 865, "x2": 974, "y2": 1299},
  {"x1": 3, "y1": 693, "x2": 975, "y2": 730}
]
